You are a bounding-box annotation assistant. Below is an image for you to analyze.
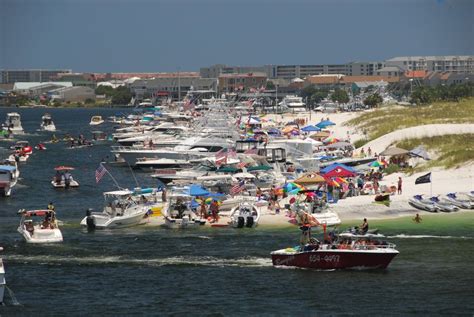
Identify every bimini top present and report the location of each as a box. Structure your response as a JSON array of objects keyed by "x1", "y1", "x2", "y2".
[
  {"x1": 20, "y1": 210, "x2": 52, "y2": 217},
  {"x1": 0, "y1": 165, "x2": 17, "y2": 172},
  {"x1": 54, "y1": 166, "x2": 75, "y2": 171}
]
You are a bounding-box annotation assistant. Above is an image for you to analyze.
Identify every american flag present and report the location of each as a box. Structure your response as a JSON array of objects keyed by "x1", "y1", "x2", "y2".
[
  {"x1": 227, "y1": 147, "x2": 237, "y2": 159},
  {"x1": 237, "y1": 162, "x2": 247, "y2": 169},
  {"x1": 230, "y1": 180, "x2": 245, "y2": 196},
  {"x1": 95, "y1": 163, "x2": 107, "y2": 183},
  {"x1": 215, "y1": 148, "x2": 227, "y2": 166},
  {"x1": 244, "y1": 148, "x2": 258, "y2": 155},
  {"x1": 246, "y1": 99, "x2": 255, "y2": 107}
]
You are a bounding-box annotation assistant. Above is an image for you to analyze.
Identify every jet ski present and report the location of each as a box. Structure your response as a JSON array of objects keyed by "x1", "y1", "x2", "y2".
[
  {"x1": 429, "y1": 196, "x2": 459, "y2": 212},
  {"x1": 443, "y1": 193, "x2": 474, "y2": 209},
  {"x1": 408, "y1": 195, "x2": 437, "y2": 212}
]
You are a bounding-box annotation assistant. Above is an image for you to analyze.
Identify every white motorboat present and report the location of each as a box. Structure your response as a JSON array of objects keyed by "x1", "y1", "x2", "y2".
[
  {"x1": 0, "y1": 165, "x2": 19, "y2": 197},
  {"x1": 443, "y1": 193, "x2": 474, "y2": 209},
  {"x1": 408, "y1": 195, "x2": 438, "y2": 212},
  {"x1": 51, "y1": 166, "x2": 79, "y2": 189},
  {"x1": 17, "y1": 209, "x2": 63, "y2": 243},
  {"x1": 229, "y1": 202, "x2": 260, "y2": 228},
  {"x1": 429, "y1": 196, "x2": 459, "y2": 212},
  {"x1": 90, "y1": 116, "x2": 104, "y2": 126},
  {"x1": 0, "y1": 246, "x2": 5, "y2": 305},
  {"x1": 40, "y1": 113, "x2": 56, "y2": 131},
  {"x1": 292, "y1": 202, "x2": 341, "y2": 227},
  {"x1": 162, "y1": 191, "x2": 206, "y2": 229},
  {"x1": 135, "y1": 158, "x2": 192, "y2": 170},
  {"x1": 3, "y1": 113, "x2": 24, "y2": 134},
  {"x1": 279, "y1": 95, "x2": 306, "y2": 112},
  {"x1": 80, "y1": 190, "x2": 151, "y2": 229}
]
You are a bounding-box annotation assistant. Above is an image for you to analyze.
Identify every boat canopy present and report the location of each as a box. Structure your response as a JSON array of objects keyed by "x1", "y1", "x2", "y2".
[
  {"x1": 103, "y1": 190, "x2": 133, "y2": 197},
  {"x1": 0, "y1": 165, "x2": 17, "y2": 172},
  {"x1": 21, "y1": 210, "x2": 51, "y2": 217},
  {"x1": 54, "y1": 166, "x2": 75, "y2": 171}
]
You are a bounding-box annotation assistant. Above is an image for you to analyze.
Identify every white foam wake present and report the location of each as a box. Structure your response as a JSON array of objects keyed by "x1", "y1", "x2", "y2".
[{"x1": 388, "y1": 234, "x2": 473, "y2": 239}]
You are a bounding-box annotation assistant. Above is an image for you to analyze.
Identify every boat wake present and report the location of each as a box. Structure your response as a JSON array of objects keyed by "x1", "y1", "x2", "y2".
[
  {"x1": 5, "y1": 254, "x2": 273, "y2": 268},
  {"x1": 387, "y1": 234, "x2": 473, "y2": 240}
]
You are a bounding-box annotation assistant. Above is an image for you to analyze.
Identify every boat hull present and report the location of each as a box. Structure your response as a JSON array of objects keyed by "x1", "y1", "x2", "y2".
[
  {"x1": 271, "y1": 249, "x2": 398, "y2": 270},
  {"x1": 80, "y1": 208, "x2": 148, "y2": 229},
  {"x1": 164, "y1": 216, "x2": 206, "y2": 229}
]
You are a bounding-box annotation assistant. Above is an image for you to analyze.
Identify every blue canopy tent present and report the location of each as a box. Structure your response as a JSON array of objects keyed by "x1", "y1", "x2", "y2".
[
  {"x1": 316, "y1": 120, "x2": 336, "y2": 129},
  {"x1": 188, "y1": 184, "x2": 210, "y2": 196},
  {"x1": 301, "y1": 125, "x2": 321, "y2": 132}
]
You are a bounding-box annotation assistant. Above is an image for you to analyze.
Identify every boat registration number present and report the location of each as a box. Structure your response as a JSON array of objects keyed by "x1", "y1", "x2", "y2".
[{"x1": 309, "y1": 255, "x2": 340, "y2": 263}]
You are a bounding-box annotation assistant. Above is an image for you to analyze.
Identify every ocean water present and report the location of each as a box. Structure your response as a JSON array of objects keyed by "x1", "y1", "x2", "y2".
[{"x1": 1, "y1": 107, "x2": 474, "y2": 316}]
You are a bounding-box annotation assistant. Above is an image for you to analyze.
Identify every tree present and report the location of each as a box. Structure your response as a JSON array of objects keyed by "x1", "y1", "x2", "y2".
[
  {"x1": 301, "y1": 86, "x2": 317, "y2": 99},
  {"x1": 331, "y1": 88, "x2": 349, "y2": 103},
  {"x1": 111, "y1": 86, "x2": 132, "y2": 105},
  {"x1": 266, "y1": 81, "x2": 275, "y2": 90},
  {"x1": 310, "y1": 89, "x2": 329, "y2": 104},
  {"x1": 363, "y1": 93, "x2": 383, "y2": 107},
  {"x1": 95, "y1": 85, "x2": 115, "y2": 97}
]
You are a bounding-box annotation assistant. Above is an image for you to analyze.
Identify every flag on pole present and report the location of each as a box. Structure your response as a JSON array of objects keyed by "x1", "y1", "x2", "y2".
[
  {"x1": 227, "y1": 147, "x2": 237, "y2": 159},
  {"x1": 95, "y1": 163, "x2": 107, "y2": 183},
  {"x1": 215, "y1": 148, "x2": 227, "y2": 166},
  {"x1": 230, "y1": 180, "x2": 245, "y2": 196},
  {"x1": 415, "y1": 172, "x2": 431, "y2": 184},
  {"x1": 244, "y1": 148, "x2": 258, "y2": 155},
  {"x1": 237, "y1": 162, "x2": 247, "y2": 169}
]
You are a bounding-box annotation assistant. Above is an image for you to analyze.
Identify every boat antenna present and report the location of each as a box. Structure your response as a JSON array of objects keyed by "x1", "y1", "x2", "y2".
[
  {"x1": 126, "y1": 160, "x2": 140, "y2": 188},
  {"x1": 102, "y1": 165, "x2": 123, "y2": 190}
]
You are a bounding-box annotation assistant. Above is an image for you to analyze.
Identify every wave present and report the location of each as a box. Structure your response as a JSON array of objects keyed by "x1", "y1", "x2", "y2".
[
  {"x1": 4, "y1": 255, "x2": 273, "y2": 268},
  {"x1": 387, "y1": 234, "x2": 473, "y2": 239}
]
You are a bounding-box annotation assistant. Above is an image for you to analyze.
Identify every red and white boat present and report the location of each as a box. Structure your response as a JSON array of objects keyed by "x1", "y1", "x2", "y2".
[{"x1": 271, "y1": 229, "x2": 399, "y2": 270}]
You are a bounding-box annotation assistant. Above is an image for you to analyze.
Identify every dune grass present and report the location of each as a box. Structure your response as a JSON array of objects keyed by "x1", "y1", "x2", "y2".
[
  {"x1": 346, "y1": 98, "x2": 474, "y2": 141},
  {"x1": 395, "y1": 134, "x2": 474, "y2": 171}
]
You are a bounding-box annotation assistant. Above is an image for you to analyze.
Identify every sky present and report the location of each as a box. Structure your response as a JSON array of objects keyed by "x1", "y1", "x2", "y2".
[{"x1": 0, "y1": 0, "x2": 473, "y2": 72}]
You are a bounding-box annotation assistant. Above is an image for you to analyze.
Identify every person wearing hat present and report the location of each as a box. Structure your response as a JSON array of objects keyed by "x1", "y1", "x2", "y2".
[{"x1": 47, "y1": 202, "x2": 55, "y2": 211}]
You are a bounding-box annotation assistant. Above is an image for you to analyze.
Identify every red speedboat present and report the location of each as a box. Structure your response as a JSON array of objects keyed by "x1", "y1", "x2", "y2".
[{"x1": 271, "y1": 229, "x2": 399, "y2": 270}]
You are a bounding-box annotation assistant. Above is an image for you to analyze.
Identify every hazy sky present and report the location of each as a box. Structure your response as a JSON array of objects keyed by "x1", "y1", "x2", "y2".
[{"x1": 1, "y1": 0, "x2": 472, "y2": 72}]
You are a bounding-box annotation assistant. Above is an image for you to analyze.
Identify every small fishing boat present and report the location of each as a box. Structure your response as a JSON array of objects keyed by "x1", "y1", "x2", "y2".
[
  {"x1": 271, "y1": 228, "x2": 399, "y2": 270},
  {"x1": 40, "y1": 113, "x2": 56, "y2": 131},
  {"x1": 17, "y1": 209, "x2": 63, "y2": 243},
  {"x1": 163, "y1": 191, "x2": 206, "y2": 229},
  {"x1": 51, "y1": 166, "x2": 79, "y2": 189},
  {"x1": 89, "y1": 116, "x2": 104, "y2": 126},
  {"x1": 80, "y1": 190, "x2": 150, "y2": 229},
  {"x1": 91, "y1": 131, "x2": 109, "y2": 143},
  {"x1": 408, "y1": 194, "x2": 437, "y2": 212},
  {"x1": 229, "y1": 202, "x2": 260, "y2": 228},
  {"x1": 3, "y1": 113, "x2": 24, "y2": 134},
  {"x1": 443, "y1": 193, "x2": 474, "y2": 209},
  {"x1": 0, "y1": 246, "x2": 5, "y2": 304},
  {"x1": 0, "y1": 165, "x2": 19, "y2": 197}
]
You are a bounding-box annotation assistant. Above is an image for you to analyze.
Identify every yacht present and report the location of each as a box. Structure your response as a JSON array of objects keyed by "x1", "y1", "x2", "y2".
[
  {"x1": 3, "y1": 113, "x2": 24, "y2": 134},
  {"x1": 40, "y1": 113, "x2": 56, "y2": 131},
  {"x1": 112, "y1": 136, "x2": 234, "y2": 166}
]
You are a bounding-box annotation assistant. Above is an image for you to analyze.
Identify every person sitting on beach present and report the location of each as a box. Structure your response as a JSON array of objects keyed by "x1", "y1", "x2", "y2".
[
  {"x1": 413, "y1": 213, "x2": 422, "y2": 223},
  {"x1": 360, "y1": 218, "x2": 369, "y2": 234}
]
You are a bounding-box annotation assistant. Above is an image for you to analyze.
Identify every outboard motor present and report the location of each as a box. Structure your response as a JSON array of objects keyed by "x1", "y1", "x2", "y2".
[
  {"x1": 245, "y1": 216, "x2": 254, "y2": 228},
  {"x1": 237, "y1": 216, "x2": 245, "y2": 228},
  {"x1": 86, "y1": 209, "x2": 96, "y2": 231}
]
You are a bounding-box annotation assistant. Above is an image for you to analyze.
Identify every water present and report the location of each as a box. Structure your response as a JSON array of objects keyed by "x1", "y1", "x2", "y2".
[{"x1": 1, "y1": 107, "x2": 474, "y2": 316}]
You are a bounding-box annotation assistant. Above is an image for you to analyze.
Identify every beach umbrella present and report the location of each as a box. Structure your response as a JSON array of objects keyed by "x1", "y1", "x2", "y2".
[
  {"x1": 316, "y1": 120, "x2": 336, "y2": 129},
  {"x1": 301, "y1": 125, "x2": 321, "y2": 132},
  {"x1": 369, "y1": 161, "x2": 383, "y2": 167},
  {"x1": 379, "y1": 146, "x2": 409, "y2": 156},
  {"x1": 323, "y1": 136, "x2": 340, "y2": 145},
  {"x1": 294, "y1": 172, "x2": 325, "y2": 185},
  {"x1": 288, "y1": 188, "x2": 301, "y2": 195}
]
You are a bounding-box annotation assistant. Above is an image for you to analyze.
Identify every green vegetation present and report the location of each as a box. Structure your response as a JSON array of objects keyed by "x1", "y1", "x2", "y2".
[
  {"x1": 331, "y1": 88, "x2": 349, "y2": 103},
  {"x1": 395, "y1": 134, "x2": 474, "y2": 170},
  {"x1": 347, "y1": 98, "x2": 474, "y2": 141},
  {"x1": 410, "y1": 83, "x2": 474, "y2": 104},
  {"x1": 95, "y1": 85, "x2": 132, "y2": 105},
  {"x1": 363, "y1": 93, "x2": 383, "y2": 107},
  {"x1": 266, "y1": 81, "x2": 275, "y2": 90}
]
